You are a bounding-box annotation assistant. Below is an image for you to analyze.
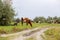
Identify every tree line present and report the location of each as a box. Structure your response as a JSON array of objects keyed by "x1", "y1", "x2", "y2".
[{"x1": 33, "y1": 16, "x2": 60, "y2": 24}]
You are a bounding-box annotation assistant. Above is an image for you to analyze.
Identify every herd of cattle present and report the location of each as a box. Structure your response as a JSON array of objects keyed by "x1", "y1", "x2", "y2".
[{"x1": 13, "y1": 17, "x2": 60, "y2": 27}]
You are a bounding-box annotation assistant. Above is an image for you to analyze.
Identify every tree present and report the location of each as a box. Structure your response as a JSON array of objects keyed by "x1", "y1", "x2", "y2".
[
  {"x1": 0, "y1": 0, "x2": 15, "y2": 26},
  {"x1": 33, "y1": 16, "x2": 46, "y2": 23},
  {"x1": 53, "y1": 16, "x2": 58, "y2": 20},
  {"x1": 57, "y1": 17, "x2": 60, "y2": 23},
  {"x1": 53, "y1": 16, "x2": 58, "y2": 23},
  {"x1": 39, "y1": 16, "x2": 46, "y2": 23},
  {"x1": 47, "y1": 16, "x2": 53, "y2": 23},
  {"x1": 33, "y1": 17, "x2": 39, "y2": 23}
]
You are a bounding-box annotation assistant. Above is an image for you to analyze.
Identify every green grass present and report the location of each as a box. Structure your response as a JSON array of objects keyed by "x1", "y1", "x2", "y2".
[
  {"x1": 0, "y1": 23, "x2": 37, "y2": 34},
  {"x1": 0, "y1": 23, "x2": 60, "y2": 34},
  {"x1": 26, "y1": 38, "x2": 34, "y2": 40},
  {"x1": 26, "y1": 37, "x2": 36, "y2": 40},
  {"x1": 0, "y1": 23, "x2": 60, "y2": 40},
  {"x1": 44, "y1": 27, "x2": 60, "y2": 40},
  {"x1": 0, "y1": 37, "x2": 9, "y2": 40},
  {"x1": 0, "y1": 23, "x2": 48, "y2": 34}
]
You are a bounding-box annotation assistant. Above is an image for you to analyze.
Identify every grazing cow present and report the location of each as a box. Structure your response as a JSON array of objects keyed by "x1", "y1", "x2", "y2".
[{"x1": 21, "y1": 17, "x2": 32, "y2": 27}]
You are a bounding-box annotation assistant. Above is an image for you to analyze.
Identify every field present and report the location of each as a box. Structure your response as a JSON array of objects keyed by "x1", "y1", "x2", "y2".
[
  {"x1": 0, "y1": 23, "x2": 60, "y2": 34},
  {"x1": 43, "y1": 27, "x2": 60, "y2": 40},
  {"x1": 0, "y1": 23, "x2": 50, "y2": 34},
  {"x1": 0, "y1": 23, "x2": 60, "y2": 40}
]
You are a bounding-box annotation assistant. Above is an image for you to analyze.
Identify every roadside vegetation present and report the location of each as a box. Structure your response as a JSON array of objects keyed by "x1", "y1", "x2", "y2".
[
  {"x1": 0, "y1": 23, "x2": 60, "y2": 34},
  {"x1": 26, "y1": 37, "x2": 36, "y2": 40},
  {"x1": 43, "y1": 27, "x2": 60, "y2": 40}
]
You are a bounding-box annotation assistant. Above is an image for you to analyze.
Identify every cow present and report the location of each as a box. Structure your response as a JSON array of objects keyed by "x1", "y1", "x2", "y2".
[{"x1": 21, "y1": 17, "x2": 32, "y2": 27}]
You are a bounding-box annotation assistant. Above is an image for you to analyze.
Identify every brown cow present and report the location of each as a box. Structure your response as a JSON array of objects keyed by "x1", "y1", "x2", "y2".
[{"x1": 21, "y1": 17, "x2": 32, "y2": 27}]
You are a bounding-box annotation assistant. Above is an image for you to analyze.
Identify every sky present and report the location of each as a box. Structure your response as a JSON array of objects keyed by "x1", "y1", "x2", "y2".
[{"x1": 12, "y1": 0, "x2": 60, "y2": 19}]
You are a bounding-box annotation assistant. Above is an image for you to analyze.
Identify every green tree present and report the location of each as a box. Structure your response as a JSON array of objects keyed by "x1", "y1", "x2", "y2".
[
  {"x1": 53, "y1": 16, "x2": 58, "y2": 21},
  {"x1": 39, "y1": 16, "x2": 46, "y2": 23},
  {"x1": 47, "y1": 16, "x2": 53, "y2": 23},
  {"x1": 33, "y1": 16, "x2": 46, "y2": 23},
  {"x1": 33, "y1": 17, "x2": 39, "y2": 23},
  {"x1": 0, "y1": 0, "x2": 15, "y2": 26},
  {"x1": 53, "y1": 16, "x2": 58, "y2": 23},
  {"x1": 57, "y1": 17, "x2": 60, "y2": 23}
]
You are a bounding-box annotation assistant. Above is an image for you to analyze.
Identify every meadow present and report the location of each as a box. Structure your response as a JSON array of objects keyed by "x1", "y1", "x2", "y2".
[
  {"x1": 43, "y1": 27, "x2": 60, "y2": 40},
  {"x1": 0, "y1": 23, "x2": 60, "y2": 34},
  {"x1": 0, "y1": 23, "x2": 60, "y2": 40},
  {"x1": 0, "y1": 23, "x2": 48, "y2": 34}
]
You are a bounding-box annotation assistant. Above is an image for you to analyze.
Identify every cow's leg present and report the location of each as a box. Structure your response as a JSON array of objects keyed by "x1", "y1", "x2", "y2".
[
  {"x1": 21, "y1": 21, "x2": 23, "y2": 26},
  {"x1": 21, "y1": 17, "x2": 24, "y2": 26},
  {"x1": 28, "y1": 21, "x2": 32, "y2": 27}
]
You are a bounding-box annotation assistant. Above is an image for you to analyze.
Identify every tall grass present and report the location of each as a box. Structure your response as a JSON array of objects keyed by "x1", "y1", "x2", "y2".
[
  {"x1": 0, "y1": 23, "x2": 60, "y2": 34},
  {"x1": 44, "y1": 27, "x2": 60, "y2": 40}
]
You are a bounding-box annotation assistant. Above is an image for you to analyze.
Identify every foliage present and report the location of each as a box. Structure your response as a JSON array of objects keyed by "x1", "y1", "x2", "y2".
[
  {"x1": 34, "y1": 16, "x2": 60, "y2": 24},
  {"x1": 15, "y1": 18, "x2": 20, "y2": 23},
  {"x1": 33, "y1": 16, "x2": 46, "y2": 23},
  {"x1": 39, "y1": 16, "x2": 46, "y2": 23},
  {"x1": 33, "y1": 17, "x2": 39, "y2": 23},
  {"x1": 0, "y1": 0, "x2": 15, "y2": 26},
  {"x1": 47, "y1": 16, "x2": 53, "y2": 23}
]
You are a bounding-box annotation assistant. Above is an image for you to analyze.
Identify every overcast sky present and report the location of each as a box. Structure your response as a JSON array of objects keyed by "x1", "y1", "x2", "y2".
[{"x1": 12, "y1": 0, "x2": 60, "y2": 19}]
